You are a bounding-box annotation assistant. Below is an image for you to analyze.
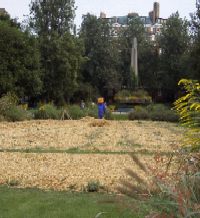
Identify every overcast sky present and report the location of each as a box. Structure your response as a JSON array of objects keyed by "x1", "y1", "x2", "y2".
[{"x1": 0, "y1": 0, "x2": 197, "y2": 27}]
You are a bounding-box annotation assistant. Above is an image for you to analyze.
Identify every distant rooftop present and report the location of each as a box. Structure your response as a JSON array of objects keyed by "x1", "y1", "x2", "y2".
[
  {"x1": 0, "y1": 8, "x2": 6, "y2": 14},
  {"x1": 0, "y1": 8, "x2": 8, "y2": 17},
  {"x1": 100, "y1": 2, "x2": 166, "y2": 25}
]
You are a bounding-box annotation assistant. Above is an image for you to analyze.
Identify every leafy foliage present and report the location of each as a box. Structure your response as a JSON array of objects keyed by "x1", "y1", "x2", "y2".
[
  {"x1": 0, "y1": 19, "x2": 42, "y2": 98},
  {"x1": 158, "y1": 12, "x2": 190, "y2": 101},
  {"x1": 128, "y1": 104, "x2": 178, "y2": 122},
  {"x1": 0, "y1": 93, "x2": 18, "y2": 114},
  {"x1": 30, "y1": 0, "x2": 75, "y2": 36},
  {"x1": 0, "y1": 93, "x2": 32, "y2": 121},
  {"x1": 86, "y1": 181, "x2": 100, "y2": 192},
  {"x1": 190, "y1": 0, "x2": 200, "y2": 81},
  {"x1": 174, "y1": 79, "x2": 200, "y2": 150},
  {"x1": 30, "y1": 0, "x2": 83, "y2": 105},
  {"x1": 34, "y1": 104, "x2": 61, "y2": 120},
  {"x1": 79, "y1": 14, "x2": 122, "y2": 99}
]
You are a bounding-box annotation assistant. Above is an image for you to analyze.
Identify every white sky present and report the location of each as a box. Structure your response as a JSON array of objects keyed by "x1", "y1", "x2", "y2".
[{"x1": 0, "y1": 0, "x2": 197, "y2": 27}]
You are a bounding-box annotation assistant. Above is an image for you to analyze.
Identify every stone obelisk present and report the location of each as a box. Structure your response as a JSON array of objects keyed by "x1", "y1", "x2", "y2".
[{"x1": 131, "y1": 37, "x2": 138, "y2": 87}]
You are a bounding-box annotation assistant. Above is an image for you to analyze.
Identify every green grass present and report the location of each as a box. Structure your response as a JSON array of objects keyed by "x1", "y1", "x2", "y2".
[
  {"x1": 0, "y1": 147, "x2": 174, "y2": 156},
  {"x1": 0, "y1": 186, "x2": 152, "y2": 218},
  {"x1": 111, "y1": 114, "x2": 129, "y2": 120}
]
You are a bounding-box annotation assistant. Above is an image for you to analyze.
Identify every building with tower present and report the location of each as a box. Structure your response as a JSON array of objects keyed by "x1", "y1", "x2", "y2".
[{"x1": 99, "y1": 2, "x2": 167, "y2": 41}]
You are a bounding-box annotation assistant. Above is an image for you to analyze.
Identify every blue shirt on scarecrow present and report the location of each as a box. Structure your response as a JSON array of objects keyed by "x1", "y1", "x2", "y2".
[{"x1": 97, "y1": 98, "x2": 106, "y2": 119}]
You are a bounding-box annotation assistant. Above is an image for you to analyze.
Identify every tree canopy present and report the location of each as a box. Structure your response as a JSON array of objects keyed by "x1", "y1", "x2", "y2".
[
  {"x1": 0, "y1": 19, "x2": 42, "y2": 98},
  {"x1": 0, "y1": 1, "x2": 199, "y2": 105}
]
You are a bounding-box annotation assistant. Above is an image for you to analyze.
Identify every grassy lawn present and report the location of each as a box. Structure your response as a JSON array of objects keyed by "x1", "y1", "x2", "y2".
[{"x1": 0, "y1": 186, "x2": 154, "y2": 218}]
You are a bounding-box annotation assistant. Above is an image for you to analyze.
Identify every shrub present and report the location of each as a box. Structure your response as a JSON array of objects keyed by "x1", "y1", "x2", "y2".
[
  {"x1": 0, "y1": 93, "x2": 18, "y2": 114},
  {"x1": 7, "y1": 179, "x2": 19, "y2": 187},
  {"x1": 115, "y1": 89, "x2": 152, "y2": 104},
  {"x1": 151, "y1": 110, "x2": 178, "y2": 122},
  {"x1": 128, "y1": 106, "x2": 150, "y2": 120},
  {"x1": 64, "y1": 105, "x2": 98, "y2": 120},
  {"x1": 128, "y1": 104, "x2": 179, "y2": 122},
  {"x1": 119, "y1": 154, "x2": 200, "y2": 217},
  {"x1": 174, "y1": 79, "x2": 200, "y2": 150},
  {"x1": 86, "y1": 181, "x2": 100, "y2": 192},
  {"x1": 149, "y1": 104, "x2": 179, "y2": 122},
  {"x1": 34, "y1": 104, "x2": 60, "y2": 120},
  {"x1": 0, "y1": 115, "x2": 5, "y2": 122},
  {"x1": 66, "y1": 105, "x2": 86, "y2": 120},
  {"x1": 0, "y1": 93, "x2": 31, "y2": 122},
  {"x1": 5, "y1": 106, "x2": 32, "y2": 122},
  {"x1": 112, "y1": 114, "x2": 129, "y2": 120},
  {"x1": 104, "y1": 110, "x2": 114, "y2": 120},
  {"x1": 108, "y1": 105, "x2": 116, "y2": 112},
  {"x1": 86, "y1": 105, "x2": 98, "y2": 118}
]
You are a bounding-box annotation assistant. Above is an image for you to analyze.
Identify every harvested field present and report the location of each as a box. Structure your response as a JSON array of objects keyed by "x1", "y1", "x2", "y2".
[
  {"x1": 0, "y1": 152, "x2": 175, "y2": 192},
  {"x1": 0, "y1": 119, "x2": 184, "y2": 192},
  {"x1": 0, "y1": 119, "x2": 183, "y2": 153}
]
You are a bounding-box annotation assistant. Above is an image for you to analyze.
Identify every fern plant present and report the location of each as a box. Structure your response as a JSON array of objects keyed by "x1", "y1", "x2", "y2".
[{"x1": 174, "y1": 79, "x2": 200, "y2": 151}]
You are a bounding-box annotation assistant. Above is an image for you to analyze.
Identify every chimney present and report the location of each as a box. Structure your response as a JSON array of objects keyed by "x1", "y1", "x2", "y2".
[
  {"x1": 153, "y1": 2, "x2": 160, "y2": 23},
  {"x1": 0, "y1": 8, "x2": 6, "y2": 15},
  {"x1": 100, "y1": 12, "x2": 106, "y2": 19}
]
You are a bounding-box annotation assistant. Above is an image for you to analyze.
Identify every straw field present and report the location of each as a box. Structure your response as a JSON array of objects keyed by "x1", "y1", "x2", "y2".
[{"x1": 0, "y1": 119, "x2": 184, "y2": 192}]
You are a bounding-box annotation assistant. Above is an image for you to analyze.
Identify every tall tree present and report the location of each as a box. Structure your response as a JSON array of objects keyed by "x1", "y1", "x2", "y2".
[
  {"x1": 30, "y1": 0, "x2": 82, "y2": 104},
  {"x1": 139, "y1": 42, "x2": 160, "y2": 98},
  {"x1": 158, "y1": 12, "x2": 190, "y2": 101},
  {"x1": 0, "y1": 19, "x2": 42, "y2": 98},
  {"x1": 190, "y1": 0, "x2": 200, "y2": 81},
  {"x1": 30, "y1": 0, "x2": 75, "y2": 36},
  {"x1": 79, "y1": 14, "x2": 122, "y2": 99}
]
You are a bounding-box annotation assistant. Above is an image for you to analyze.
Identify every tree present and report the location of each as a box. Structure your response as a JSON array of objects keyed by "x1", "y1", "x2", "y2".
[
  {"x1": 79, "y1": 14, "x2": 122, "y2": 100},
  {"x1": 190, "y1": 0, "x2": 200, "y2": 81},
  {"x1": 41, "y1": 32, "x2": 83, "y2": 104},
  {"x1": 30, "y1": 0, "x2": 82, "y2": 104},
  {"x1": 158, "y1": 12, "x2": 190, "y2": 101},
  {"x1": 139, "y1": 42, "x2": 160, "y2": 99},
  {"x1": 30, "y1": 0, "x2": 75, "y2": 36},
  {"x1": 174, "y1": 79, "x2": 200, "y2": 151},
  {"x1": 0, "y1": 19, "x2": 42, "y2": 98}
]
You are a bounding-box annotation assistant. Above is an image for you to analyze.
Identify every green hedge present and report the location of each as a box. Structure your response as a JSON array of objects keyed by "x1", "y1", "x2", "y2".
[
  {"x1": 34, "y1": 104, "x2": 61, "y2": 120},
  {"x1": 128, "y1": 104, "x2": 179, "y2": 122}
]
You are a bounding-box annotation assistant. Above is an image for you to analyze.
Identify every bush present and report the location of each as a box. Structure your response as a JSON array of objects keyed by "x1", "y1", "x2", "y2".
[
  {"x1": 0, "y1": 93, "x2": 32, "y2": 122},
  {"x1": 86, "y1": 181, "x2": 100, "y2": 192},
  {"x1": 128, "y1": 106, "x2": 150, "y2": 120},
  {"x1": 0, "y1": 115, "x2": 5, "y2": 122},
  {"x1": 119, "y1": 154, "x2": 200, "y2": 217},
  {"x1": 104, "y1": 110, "x2": 114, "y2": 120},
  {"x1": 0, "y1": 93, "x2": 18, "y2": 117},
  {"x1": 66, "y1": 105, "x2": 86, "y2": 120},
  {"x1": 85, "y1": 105, "x2": 98, "y2": 118},
  {"x1": 148, "y1": 104, "x2": 179, "y2": 122},
  {"x1": 150, "y1": 110, "x2": 179, "y2": 122},
  {"x1": 128, "y1": 104, "x2": 179, "y2": 122},
  {"x1": 115, "y1": 89, "x2": 152, "y2": 104},
  {"x1": 34, "y1": 104, "x2": 60, "y2": 120},
  {"x1": 7, "y1": 179, "x2": 19, "y2": 187},
  {"x1": 174, "y1": 79, "x2": 200, "y2": 150},
  {"x1": 112, "y1": 114, "x2": 129, "y2": 120},
  {"x1": 5, "y1": 106, "x2": 32, "y2": 122},
  {"x1": 64, "y1": 105, "x2": 98, "y2": 120}
]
